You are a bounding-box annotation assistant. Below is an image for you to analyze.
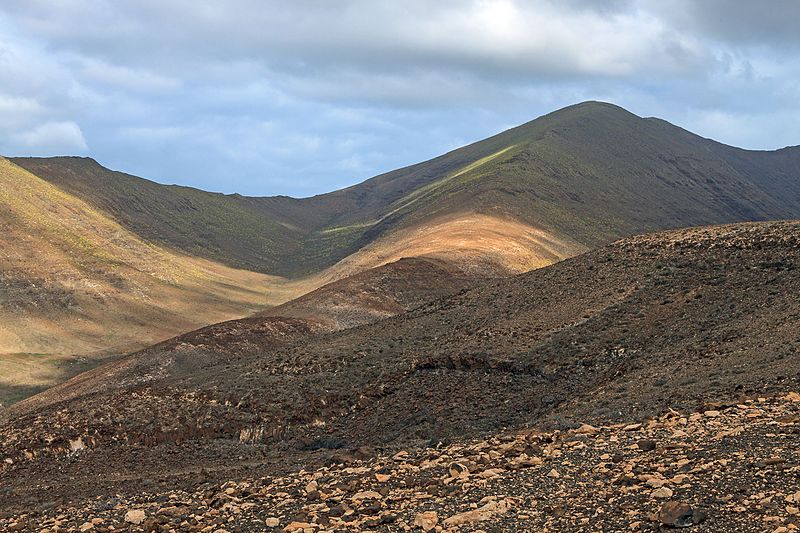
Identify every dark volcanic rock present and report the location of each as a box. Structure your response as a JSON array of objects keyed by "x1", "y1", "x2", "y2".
[
  {"x1": 658, "y1": 501, "x2": 707, "y2": 528},
  {"x1": 637, "y1": 439, "x2": 657, "y2": 452},
  {"x1": 1, "y1": 221, "x2": 799, "y2": 531}
]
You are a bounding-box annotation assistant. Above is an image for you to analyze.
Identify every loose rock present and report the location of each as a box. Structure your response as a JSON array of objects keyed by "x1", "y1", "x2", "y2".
[{"x1": 658, "y1": 501, "x2": 706, "y2": 527}]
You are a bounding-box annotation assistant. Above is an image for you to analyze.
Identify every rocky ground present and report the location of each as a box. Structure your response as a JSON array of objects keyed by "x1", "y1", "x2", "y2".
[
  {"x1": 2, "y1": 392, "x2": 798, "y2": 531},
  {"x1": 261, "y1": 257, "x2": 480, "y2": 331},
  {"x1": 1, "y1": 221, "x2": 799, "y2": 530}
]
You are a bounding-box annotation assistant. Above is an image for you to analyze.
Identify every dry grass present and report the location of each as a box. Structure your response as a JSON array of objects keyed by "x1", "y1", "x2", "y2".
[
  {"x1": 315, "y1": 212, "x2": 586, "y2": 283},
  {"x1": 0, "y1": 156, "x2": 585, "y2": 405},
  {"x1": 0, "y1": 158, "x2": 308, "y2": 403}
]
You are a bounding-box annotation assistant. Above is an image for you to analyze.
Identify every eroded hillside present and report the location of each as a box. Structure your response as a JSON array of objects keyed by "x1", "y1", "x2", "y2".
[
  {"x1": 0, "y1": 158, "x2": 285, "y2": 405},
  {"x1": 1, "y1": 221, "x2": 797, "y2": 515}
]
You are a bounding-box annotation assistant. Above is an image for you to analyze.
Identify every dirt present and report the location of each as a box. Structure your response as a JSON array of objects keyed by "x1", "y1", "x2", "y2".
[
  {"x1": 0, "y1": 353, "x2": 97, "y2": 408},
  {"x1": 0, "y1": 220, "x2": 799, "y2": 530},
  {"x1": 263, "y1": 257, "x2": 481, "y2": 330},
  {"x1": 319, "y1": 213, "x2": 586, "y2": 281},
  {"x1": 2, "y1": 393, "x2": 798, "y2": 531}
]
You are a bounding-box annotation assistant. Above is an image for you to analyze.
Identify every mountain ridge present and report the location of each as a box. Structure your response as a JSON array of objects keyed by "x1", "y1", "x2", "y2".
[
  {"x1": 12, "y1": 101, "x2": 800, "y2": 278},
  {"x1": 3, "y1": 100, "x2": 800, "y2": 405}
]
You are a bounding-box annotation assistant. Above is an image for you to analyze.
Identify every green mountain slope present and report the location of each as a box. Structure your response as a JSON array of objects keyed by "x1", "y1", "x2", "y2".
[
  {"x1": 0, "y1": 157, "x2": 290, "y2": 406},
  {"x1": 6, "y1": 157, "x2": 305, "y2": 274},
  {"x1": 13, "y1": 101, "x2": 800, "y2": 278}
]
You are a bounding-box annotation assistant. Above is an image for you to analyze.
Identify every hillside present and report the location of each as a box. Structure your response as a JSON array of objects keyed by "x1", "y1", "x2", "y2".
[
  {"x1": 8, "y1": 156, "x2": 305, "y2": 275},
  {"x1": 0, "y1": 157, "x2": 286, "y2": 406},
  {"x1": 2, "y1": 256, "x2": 481, "y2": 416},
  {"x1": 261, "y1": 257, "x2": 480, "y2": 330},
  {"x1": 3, "y1": 100, "x2": 800, "y2": 406},
  {"x1": 13, "y1": 102, "x2": 800, "y2": 278},
  {"x1": 1, "y1": 220, "x2": 798, "y2": 516}
]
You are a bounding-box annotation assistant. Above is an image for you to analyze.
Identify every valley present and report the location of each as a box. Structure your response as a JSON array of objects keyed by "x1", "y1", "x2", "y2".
[
  {"x1": 3, "y1": 102, "x2": 800, "y2": 407},
  {"x1": 1, "y1": 102, "x2": 799, "y2": 531}
]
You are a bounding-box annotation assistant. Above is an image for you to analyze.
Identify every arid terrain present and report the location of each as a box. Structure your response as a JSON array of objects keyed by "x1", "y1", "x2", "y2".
[
  {"x1": 1, "y1": 220, "x2": 798, "y2": 531},
  {"x1": 3, "y1": 392, "x2": 798, "y2": 531},
  {"x1": 4, "y1": 0, "x2": 800, "y2": 528},
  {"x1": 0, "y1": 158, "x2": 281, "y2": 405},
  {"x1": 1, "y1": 102, "x2": 800, "y2": 531},
  {"x1": 4, "y1": 102, "x2": 800, "y2": 406}
]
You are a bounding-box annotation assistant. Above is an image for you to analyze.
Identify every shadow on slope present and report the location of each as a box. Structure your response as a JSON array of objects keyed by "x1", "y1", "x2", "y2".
[{"x1": 1, "y1": 221, "x2": 798, "y2": 508}]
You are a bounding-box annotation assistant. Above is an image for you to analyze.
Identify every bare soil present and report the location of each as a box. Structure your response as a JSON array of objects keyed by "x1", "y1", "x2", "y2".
[{"x1": 1, "y1": 220, "x2": 799, "y2": 530}]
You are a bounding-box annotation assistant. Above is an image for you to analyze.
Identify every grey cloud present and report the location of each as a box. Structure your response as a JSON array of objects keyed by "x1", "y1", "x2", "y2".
[
  {"x1": 644, "y1": 0, "x2": 800, "y2": 48},
  {"x1": 2, "y1": 1, "x2": 720, "y2": 81},
  {"x1": 0, "y1": 1, "x2": 797, "y2": 196}
]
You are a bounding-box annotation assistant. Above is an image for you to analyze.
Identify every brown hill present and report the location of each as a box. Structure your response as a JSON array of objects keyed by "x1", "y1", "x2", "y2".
[
  {"x1": 262, "y1": 257, "x2": 481, "y2": 330},
  {"x1": 4, "y1": 101, "x2": 800, "y2": 404},
  {"x1": 1, "y1": 220, "x2": 798, "y2": 513},
  {"x1": 5, "y1": 256, "x2": 479, "y2": 415},
  {"x1": 0, "y1": 157, "x2": 288, "y2": 406}
]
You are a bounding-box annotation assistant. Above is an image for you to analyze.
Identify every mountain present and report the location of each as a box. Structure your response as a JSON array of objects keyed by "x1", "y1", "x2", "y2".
[
  {"x1": 0, "y1": 157, "x2": 285, "y2": 405},
  {"x1": 2, "y1": 220, "x2": 798, "y2": 514},
  {"x1": 3, "y1": 101, "x2": 800, "y2": 405},
  {"x1": 12, "y1": 102, "x2": 800, "y2": 279},
  {"x1": 8, "y1": 156, "x2": 305, "y2": 276}
]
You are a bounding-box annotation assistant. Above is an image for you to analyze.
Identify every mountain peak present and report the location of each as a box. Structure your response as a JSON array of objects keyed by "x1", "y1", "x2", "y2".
[
  {"x1": 9, "y1": 100, "x2": 800, "y2": 281},
  {"x1": 534, "y1": 100, "x2": 641, "y2": 126},
  {"x1": 561, "y1": 100, "x2": 628, "y2": 112}
]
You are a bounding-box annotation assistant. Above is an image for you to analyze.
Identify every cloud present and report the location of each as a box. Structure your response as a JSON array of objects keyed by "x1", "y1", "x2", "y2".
[
  {"x1": 0, "y1": 95, "x2": 46, "y2": 127},
  {"x1": 643, "y1": 0, "x2": 800, "y2": 48},
  {"x1": 75, "y1": 58, "x2": 181, "y2": 93},
  {"x1": 12, "y1": 121, "x2": 88, "y2": 152},
  {"x1": 2, "y1": 1, "x2": 718, "y2": 83},
  {"x1": 0, "y1": 1, "x2": 797, "y2": 195}
]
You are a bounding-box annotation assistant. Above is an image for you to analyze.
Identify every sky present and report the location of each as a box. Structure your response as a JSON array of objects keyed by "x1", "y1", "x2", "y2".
[{"x1": 1, "y1": 1, "x2": 799, "y2": 197}]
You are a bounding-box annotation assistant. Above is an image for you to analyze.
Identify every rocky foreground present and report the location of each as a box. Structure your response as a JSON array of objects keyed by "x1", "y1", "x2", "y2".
[{"x1": 2, "y1": 392, "x2": 798, "y2": 532}]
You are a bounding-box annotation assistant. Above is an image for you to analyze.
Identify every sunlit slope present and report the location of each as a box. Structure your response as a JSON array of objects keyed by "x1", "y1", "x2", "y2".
[
  {"x1": 15, "y1": 102, "x2": 800, "y2": 279},
  {"x1": 10, "y1": 156, "x2": 304, "y2": 275},
  {"x1": 317, "y1": 213, "x2": 586, "y2": 284},
  {"x1": 321, "y1": 102, "x2": 800, "y2": 252},
  {"x1": 0, "y1": 157, "x2": 286, "y2": 404},
  {"x1": 278, "y1": 100, "x2": 800, "y2": 275}
]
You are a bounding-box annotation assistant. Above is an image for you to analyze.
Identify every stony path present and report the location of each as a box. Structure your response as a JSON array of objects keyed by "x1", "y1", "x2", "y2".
[{"x1": 2, "y1": 392, "x2": 798, "y2": 532}]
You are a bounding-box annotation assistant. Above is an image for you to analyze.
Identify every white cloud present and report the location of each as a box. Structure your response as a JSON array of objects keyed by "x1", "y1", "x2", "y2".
[
  {"x1": 75, "y1": 58, "x2": 181, "y2": 93},
  {"x1": 12, "y1": 121, "x2": 89, "y2": 152},
  {"x1": 0, "y1": 95, "x2": 46, "y2": 128}
]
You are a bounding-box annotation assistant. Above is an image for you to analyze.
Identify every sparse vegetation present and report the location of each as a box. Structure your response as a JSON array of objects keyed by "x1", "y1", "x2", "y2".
[
  {"x1": 1, "y1": 220, "x2": 798, "y2": 528},
  {"x1": 13, "y1": 102, "x2": 800, "y2": 279},
  {"x1": 0, "y1": 157, "x2": 293, "y2": 404},
  {"x1": 4, "y1": 102, "x2": 800, "y2": 405}
]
